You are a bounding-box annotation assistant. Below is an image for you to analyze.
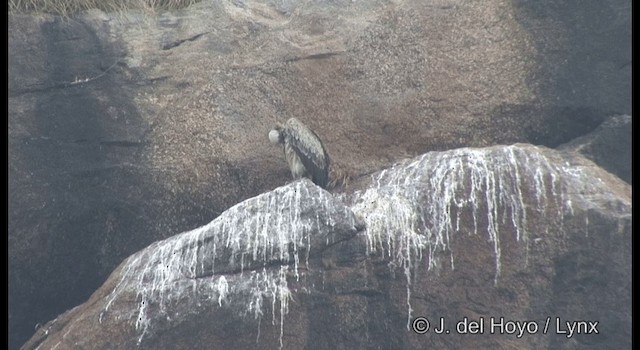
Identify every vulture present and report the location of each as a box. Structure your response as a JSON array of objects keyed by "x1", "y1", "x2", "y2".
[{"x1": 269, "y1": 118, "x2": 330, "y2": 188}]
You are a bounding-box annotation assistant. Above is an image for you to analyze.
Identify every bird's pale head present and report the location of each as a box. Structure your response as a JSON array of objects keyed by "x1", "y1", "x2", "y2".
[{"x1": 268, "y1": 128, "x2": 283, "y2": 144}]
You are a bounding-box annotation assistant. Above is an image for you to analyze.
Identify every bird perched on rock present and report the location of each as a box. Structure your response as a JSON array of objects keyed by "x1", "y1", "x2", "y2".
[{"x1": 269, "y1": 117, "x2": 330, "y2": 188}]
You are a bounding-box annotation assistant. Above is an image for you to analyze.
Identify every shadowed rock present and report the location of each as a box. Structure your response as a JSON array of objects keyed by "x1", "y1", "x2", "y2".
[{"x1": 558, "y1": 115, "x2": 631, "y2": 183}]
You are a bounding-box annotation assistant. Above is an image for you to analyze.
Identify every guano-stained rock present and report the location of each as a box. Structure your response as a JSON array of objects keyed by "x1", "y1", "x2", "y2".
[{"x1": 23, "y1": 145, "x2": 630, "y2": 350}]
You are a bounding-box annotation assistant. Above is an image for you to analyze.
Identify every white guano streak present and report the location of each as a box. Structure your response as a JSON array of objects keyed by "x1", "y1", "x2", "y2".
[{"x1": 350, "y1": 145, "x2": 567, "y2": 328}]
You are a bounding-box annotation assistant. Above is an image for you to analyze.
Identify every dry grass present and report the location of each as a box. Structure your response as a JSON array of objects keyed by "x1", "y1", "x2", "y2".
[{"x1": 8, "y1": 0, "x2": 200, "y2": 16}]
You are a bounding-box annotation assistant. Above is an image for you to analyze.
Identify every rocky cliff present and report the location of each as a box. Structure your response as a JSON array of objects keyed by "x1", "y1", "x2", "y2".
[{"x1": 9, "y1": 0, "x2": 630, "y2": 348}]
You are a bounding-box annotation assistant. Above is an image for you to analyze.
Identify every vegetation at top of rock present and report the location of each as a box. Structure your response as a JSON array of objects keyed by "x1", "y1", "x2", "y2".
[{"x1": 8, "y1": 0, "x2": 199, "y2": 16}]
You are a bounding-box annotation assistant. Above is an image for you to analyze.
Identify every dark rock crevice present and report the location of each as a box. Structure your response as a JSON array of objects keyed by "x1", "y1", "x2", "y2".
[{"x1": 161, "y1": 31, "x2": 211, "y2": 50}]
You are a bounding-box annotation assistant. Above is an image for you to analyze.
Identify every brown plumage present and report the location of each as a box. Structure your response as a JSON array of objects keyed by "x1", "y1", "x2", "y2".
[{"x1": 269, "y1": 118, "x2": 330, "y2": 188}]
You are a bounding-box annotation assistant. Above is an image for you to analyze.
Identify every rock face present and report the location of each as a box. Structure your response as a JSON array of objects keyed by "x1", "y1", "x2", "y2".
[
  {"x1": 22, "y1": 145, "x2": 631, "y2": 350},
  {"x1": 558, "y1": 115, "x2": 631, "y2": 183},
  {"x1": 9, "y1": 0, "x2": 631, "y2": 348},
  {"x1": 22, "y1": 179, "x2": 364, "y2": 349}
]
